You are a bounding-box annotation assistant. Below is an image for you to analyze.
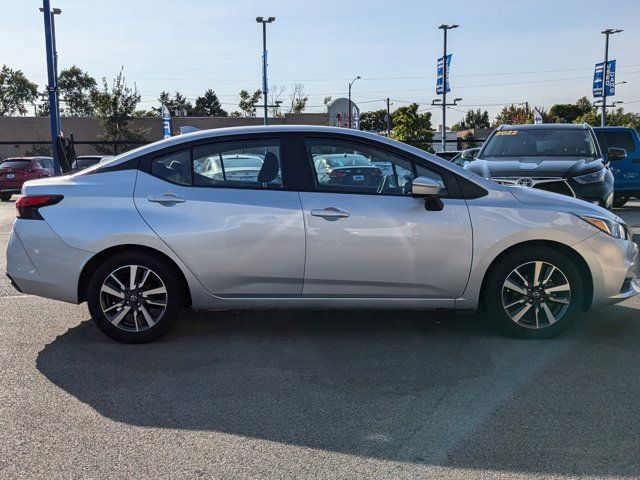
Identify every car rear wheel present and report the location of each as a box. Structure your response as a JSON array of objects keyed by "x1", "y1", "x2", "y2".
[
  {"x1": 87, "y1": 252, "x2": 183, "y2": 343},
  {"x1": 484, "y1": 247, "x2": 584, "y2": 339},
  {"x1": 613, "y1": 195, "x2": 629, "y2": 208},
  {"x1": 1, "y1": 193, "x2": 12, "y2": 201}
]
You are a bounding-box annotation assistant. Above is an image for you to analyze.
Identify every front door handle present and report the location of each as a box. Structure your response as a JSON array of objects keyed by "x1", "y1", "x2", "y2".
[
  {"x1": 148, "y1": 193, "x2": 186, "y2": 206},
  {"x1": 311, "y1": 207, "x2": 350, "y2": 219}
]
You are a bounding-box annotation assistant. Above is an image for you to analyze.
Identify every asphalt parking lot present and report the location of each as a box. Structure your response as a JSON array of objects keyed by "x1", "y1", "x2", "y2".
[{"x1": 1, "y1": 199, "x2": 640, "y2": 479}]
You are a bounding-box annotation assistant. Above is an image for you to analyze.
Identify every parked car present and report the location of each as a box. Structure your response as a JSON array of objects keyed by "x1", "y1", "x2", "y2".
[
  {"x1": 72, "y1": 155, "x2": 106, "y2": 171},
  {"x1": 0, "y1": 157, "x2": 55, "y2": 201},
  {"x1": 593, "y1": 126, "x2": 640, "y2": 207},
  {"x1": 6, "y1": 126, "x2": 638, "y2": 343},
  {"x1": 196, "y1": 153, "x2": 265, "y2": 183},
  {"x1": 313, "y1": 153, "x2": 383, "y2": 188},
  {"x1": 466, "y1": 124, "x2": 623, "y2": 209}
]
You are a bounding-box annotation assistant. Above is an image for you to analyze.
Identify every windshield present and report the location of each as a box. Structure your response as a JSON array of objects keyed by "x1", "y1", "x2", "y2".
[{"x1": 482, "y1": 129, "x2": 599, "y2": 159}]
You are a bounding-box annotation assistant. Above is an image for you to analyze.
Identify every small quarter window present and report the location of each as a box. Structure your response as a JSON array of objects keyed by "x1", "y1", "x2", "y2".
[{"x1": 151, "y1": 149, "x2": 191, "y2": 186}]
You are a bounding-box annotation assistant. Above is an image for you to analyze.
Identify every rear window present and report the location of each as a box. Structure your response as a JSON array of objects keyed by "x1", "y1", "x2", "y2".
[
  {"x1": 0, "y1": 160, "x2": 32, "y2": 169},
  {"x1": 595, "y1": 131, "x2": 636, "y2": 153}
]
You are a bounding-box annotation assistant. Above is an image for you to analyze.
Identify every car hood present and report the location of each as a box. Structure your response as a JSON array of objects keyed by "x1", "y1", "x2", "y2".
[
  {"x1": 467, "y1": 156, "x2": 605, "y2": 178},
  {"x1": 508, "y1": 185, "x2": 623, "y2": 222}
]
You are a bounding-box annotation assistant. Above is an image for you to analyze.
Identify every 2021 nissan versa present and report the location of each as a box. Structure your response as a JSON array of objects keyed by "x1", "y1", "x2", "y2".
[{"x1": 6, "y1": 126, "x2": 639, "y2": 343}]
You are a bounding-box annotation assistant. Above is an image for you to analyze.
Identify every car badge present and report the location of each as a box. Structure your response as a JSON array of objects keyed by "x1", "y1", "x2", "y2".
[{"x1": 517, "y1": 177, "x2": 534, "y2": 188}]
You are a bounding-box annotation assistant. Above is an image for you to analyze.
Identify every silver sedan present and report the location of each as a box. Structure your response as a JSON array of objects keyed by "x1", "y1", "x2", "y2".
[{"x1": 6, "y1": 126, "x2": 639, "y2": 342}]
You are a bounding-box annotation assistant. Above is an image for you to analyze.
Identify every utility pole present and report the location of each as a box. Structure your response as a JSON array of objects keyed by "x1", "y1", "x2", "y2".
[
  {"x1": 40, "y1": 0, "x2": 62, "y2": 175},
  {"x1": 348, "y1": 76, "x2": 361, "y2": 129},
  {"x1": 600, "y1": 28, "x2": 622, "y2": 127},
  {"x1": 438, "y1": 24, "x2": 458, "y2": 151},
  {"x1": 256, "y1": 16, "x2": 275, "y2": 126},
  {"x1": 385, "y1": 97, "x2": 392, "y2": 136}
]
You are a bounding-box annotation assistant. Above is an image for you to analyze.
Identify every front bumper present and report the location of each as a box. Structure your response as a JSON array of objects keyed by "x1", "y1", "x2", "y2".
[
  {"x1": 6, "y1": 219, "x2": 92, "y2": 303},
  {"x1": 572, "y1": 231, "x2": 640, "y2": 308}
]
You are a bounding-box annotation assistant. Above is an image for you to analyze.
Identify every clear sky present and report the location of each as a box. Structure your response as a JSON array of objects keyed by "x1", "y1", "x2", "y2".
[{"x1": 4, "y1": 0, "x2": 640, "y2": 125}]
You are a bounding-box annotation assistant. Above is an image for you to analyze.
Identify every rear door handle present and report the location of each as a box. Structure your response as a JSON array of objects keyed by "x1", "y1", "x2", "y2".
[
  {"x1": 148, "y1": 193, "x2": 186, "y2": 206},
  {"x1": 311, "y1": 207, "x2": 350, "y2": 219}
]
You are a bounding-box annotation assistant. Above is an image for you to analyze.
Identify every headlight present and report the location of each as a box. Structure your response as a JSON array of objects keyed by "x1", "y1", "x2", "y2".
[
  {"x1": 573, "y1": 169, "x2": 606, "y2": 184},
  {"x1": 577, "y1": 214, "x2": 630, "y2": 239}
]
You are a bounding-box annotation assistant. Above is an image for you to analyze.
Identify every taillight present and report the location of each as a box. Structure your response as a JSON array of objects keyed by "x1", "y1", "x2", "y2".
[{"x1": 15, "y1": 195, "x2": 63, "y2": 220}]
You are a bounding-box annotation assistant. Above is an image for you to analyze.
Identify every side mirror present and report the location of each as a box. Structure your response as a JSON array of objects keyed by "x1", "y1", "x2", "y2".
[
  {"x1": 411, "y1": 176, "x2": 444, "y2": 211},
  {"x1": 461, "y1": 149, "x2": 476, "y2": 160},
  {"x1": 608, "y1": 147, "x2": 627, "y2": 161}
]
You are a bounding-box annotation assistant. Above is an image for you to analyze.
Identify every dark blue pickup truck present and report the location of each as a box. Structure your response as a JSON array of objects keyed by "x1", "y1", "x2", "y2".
[{"x1": 594, "y1": 126, "x2": 640, "y2": 207}]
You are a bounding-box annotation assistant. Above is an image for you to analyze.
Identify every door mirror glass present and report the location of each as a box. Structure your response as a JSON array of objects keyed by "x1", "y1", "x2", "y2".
[
  {"x1": 461, "y1": 149, "x2": 477, "y2": 160},
  {"x1": 411, "y1": 176, "x2": 441, "y2": 198},
  {"x1": 608, "y1": 147, "x2": 627, "y2": 161}
]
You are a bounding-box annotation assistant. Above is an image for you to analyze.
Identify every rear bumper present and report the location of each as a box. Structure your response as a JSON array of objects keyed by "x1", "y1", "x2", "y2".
[
  {"x1": 572, "y1": 232, "x2": 640, "y2": 308},
  {"x1": 6, "y1": 220, "x2": 92, "y2": 303}
]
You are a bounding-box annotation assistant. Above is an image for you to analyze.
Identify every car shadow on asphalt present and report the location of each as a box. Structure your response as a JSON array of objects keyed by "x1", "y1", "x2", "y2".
[{"x1": 37, "y1": 306, "x2": 640, "y2": 476}]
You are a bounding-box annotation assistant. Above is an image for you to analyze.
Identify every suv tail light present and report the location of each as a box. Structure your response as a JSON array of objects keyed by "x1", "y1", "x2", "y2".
[{"x1": 15, "y1": 195, "x2": 63, "y2": 220}]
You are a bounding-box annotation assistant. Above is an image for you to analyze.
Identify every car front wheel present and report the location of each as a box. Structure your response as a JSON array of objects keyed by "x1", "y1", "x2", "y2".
[
  {"x1": 87, "y1": 252, "x2": 183, "y2": 343},
  {"x1": 484, "y1": 247, "x2": 584, "y2": 339}
]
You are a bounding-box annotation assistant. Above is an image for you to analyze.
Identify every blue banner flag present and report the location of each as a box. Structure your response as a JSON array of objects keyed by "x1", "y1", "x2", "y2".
[
  {"x1": 436, "y1": 54, "x2": 452, "y2": 94},
  {"x1": 593, "y1": 60, "x2": 616, "y2": 98},
  {"x1": 161, "y1": 104, "x2": 172, "y2": 139}
]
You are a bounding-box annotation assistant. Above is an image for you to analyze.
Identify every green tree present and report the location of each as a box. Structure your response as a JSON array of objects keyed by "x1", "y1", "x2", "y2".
[
  {"x1": 0, "y1": 65, "x2": 38, "y2": 116},
  {"x1": 91, "y1": 69, "x2": 148, "y2": 155},
  {"x1": 391, "y1": 103, "x2": 433, "y2": 148},
  {"x1": 289, "y1": 83, "x2": 308, "y2": 114},
  {"x1": 576, "y1": 107, "x2": 640, "y2": 131},
  {"x1": 154, "y1": 91, "x2": 193, "y2": 116},
  {"x1": 238, "y1": 89, "x2": 262, "y2": 117},
  {"x1": 193, "y1": 89, "x2": 227, "y2": 116},
  {"x1": 451, "y1": 108, "x2": 490, "y2": 131},
  {"x1": 359, "y1": 109, "x2": 388, "y2": 132},
  {"x1": 58, "y1": 65, "x2": 97, "y2": 116},
  {"x1": 492, "y1": 105, "x2": 531, "y2": 127}
]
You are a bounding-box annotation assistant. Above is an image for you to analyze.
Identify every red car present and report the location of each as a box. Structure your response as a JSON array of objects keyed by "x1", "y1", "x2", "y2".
[{"x1": 0, "y1": 157, "x2": 55, "y2": 201}]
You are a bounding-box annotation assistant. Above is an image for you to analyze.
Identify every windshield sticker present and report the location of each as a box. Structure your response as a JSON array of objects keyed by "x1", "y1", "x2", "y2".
[{"x1": 495, "y1": 130, "x2": 518, "y2": 136}]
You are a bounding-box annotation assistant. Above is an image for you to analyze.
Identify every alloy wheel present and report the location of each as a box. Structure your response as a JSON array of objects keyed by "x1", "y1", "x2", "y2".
[
  {"x1": 99, "y1": 265, "x2": 168, "y2": 332},
  {"x1": 501, "y1": 261, "x2": 571, "y2": 329}
]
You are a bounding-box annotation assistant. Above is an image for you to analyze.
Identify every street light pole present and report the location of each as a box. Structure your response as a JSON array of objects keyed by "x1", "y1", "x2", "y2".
[
  {"x1": 348, "y1": 75, "x2": 360, "y2": 129},
  {"x1": 256, "y1": 16, "x2": 275, "y2": 126},
  {"x1": 40, "y1": 0, "x2": 62, "y2": 175},
  {"x1": 600, "y1": 28, "x2": 622, "y2": 127},
  {"x1": 438, "y1": 24, "x2": 458, "y2": 152}
]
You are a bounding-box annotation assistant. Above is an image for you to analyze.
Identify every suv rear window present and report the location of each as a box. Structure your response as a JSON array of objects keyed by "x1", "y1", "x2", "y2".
[{"x1": 0, "y1": 160, "x2": 32, "y2": 169}]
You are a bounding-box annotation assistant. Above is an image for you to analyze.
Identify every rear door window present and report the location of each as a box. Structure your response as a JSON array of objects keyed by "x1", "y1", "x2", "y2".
[{"x1": 192, "y1": 139, "x2": 282, "y2": 189}]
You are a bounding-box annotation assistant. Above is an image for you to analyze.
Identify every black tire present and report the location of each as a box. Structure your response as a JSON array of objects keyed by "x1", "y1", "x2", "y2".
[
  {"x1": 1, "y1": 193, "x2": 12, "y2": 201},
  {"x1": 87, "y1": 251, "x2": 184, "y2": 343},
  {"x1": 484, "y1": 246, "x2": 584, "y2": 339},
  {"x1": 613, "y1": 195, "x2": 629, "y2": 208}
]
